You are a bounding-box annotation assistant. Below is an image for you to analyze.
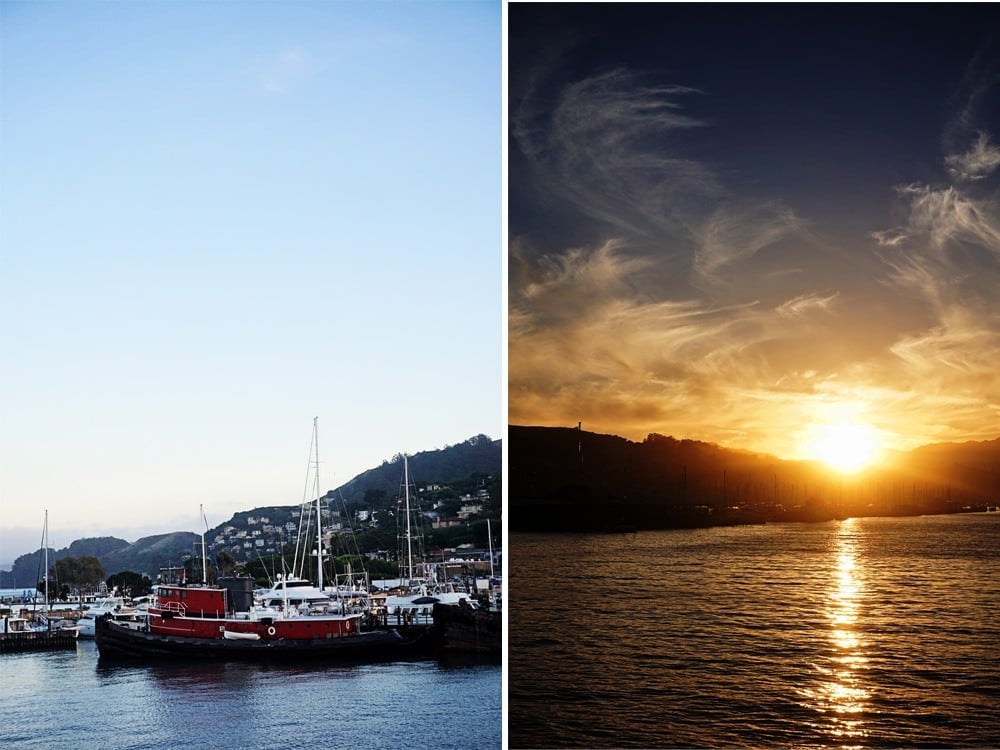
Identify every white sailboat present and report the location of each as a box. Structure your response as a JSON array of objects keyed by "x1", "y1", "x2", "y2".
[
  {"x1": 30, "y1": 511, "x2": 80, "y2": 637},
  {"x1": 254, "y1": 418, "x2": 369, "y2": 617},
  {"x1": 385, "y1": 455, "x2": 471, "y2": 623}
]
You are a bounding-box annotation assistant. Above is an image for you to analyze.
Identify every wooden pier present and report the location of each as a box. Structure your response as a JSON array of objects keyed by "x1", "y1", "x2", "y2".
[{"x1": 0, "y1": 630, "x2": 78, "y2": 654}]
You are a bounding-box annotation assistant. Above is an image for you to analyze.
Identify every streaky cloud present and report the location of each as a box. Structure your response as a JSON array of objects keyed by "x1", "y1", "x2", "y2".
[
  {"x1": 513, "y1": 65, "x2": 720, "y2": 237},
  {"x1": 870, "y1": 228, "x2": 909, "y2": 247},
  {"x1": 878, "y1": 183, "x2": 1000, "y2": 256},
  {"x1": 913, "y1": 185, "x2": 1000, "y2": 253},
  {"x1": 694, "y1": 202, "x2": 805, "y2": 279},
  {"x1": 878, "y1": 250, "x2": 949, "y2": 311},
  {"x1": 776, "y1": 291, "x2": 839, "y2": 319},
  {"x1": 511, "y1": 237, "x2": 655, "y2": 330},
  {"x1": 946, "y1": 131, "x2": 1000, "y2": 181}
]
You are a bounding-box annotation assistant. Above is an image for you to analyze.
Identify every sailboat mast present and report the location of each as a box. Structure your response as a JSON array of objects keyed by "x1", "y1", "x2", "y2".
[
  {"x1": 487, "y1": 517, "x2": 495, "y2": 580},
  {"x1": 200, "y1": 504, "x2": 208, "y2": 583},
  {"x1": 44, "y1": 509, "x2": 49, "y2": 613},
  {"x1": 314, "y1": 416, "x2": 324, "y2": 592},
  {"x1": 404, "y1": 455, "x2": 413, "y2": 583}
]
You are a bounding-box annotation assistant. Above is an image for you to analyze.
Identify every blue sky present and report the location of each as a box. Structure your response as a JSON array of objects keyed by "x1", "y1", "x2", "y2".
[
  {"x1": 510, "y1": 5, "x2": 1000, "y2": 464},
  {"x1": 1, "y1": 1, "x2": 500, "y2": 562}
]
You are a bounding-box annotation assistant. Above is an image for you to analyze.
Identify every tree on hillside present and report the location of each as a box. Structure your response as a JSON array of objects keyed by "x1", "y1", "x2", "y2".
[
  {"x1": 53, "y1": 556, "x2": 106, "y2": 596},
  {"x1": 363, "y1": 488, "x2": 390, "y2": 509},
  {"x1": 216, "y1": 550, "x2": 239, "y2": 577},
  {"x1": 106, "y1": 570, "x2": 153, "y2": 598}
]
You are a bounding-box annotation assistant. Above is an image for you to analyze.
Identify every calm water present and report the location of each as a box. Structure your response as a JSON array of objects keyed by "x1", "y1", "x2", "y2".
[
  {"x1": 510, "y1": 514, "x2": 1000, "y2": 748},
  {"x1": 0, "y1": 643, "x2": 500, "y2": 749}
]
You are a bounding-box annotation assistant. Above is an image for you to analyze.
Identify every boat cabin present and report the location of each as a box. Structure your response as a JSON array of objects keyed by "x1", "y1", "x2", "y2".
[{"x1": 154, "y1": 585, "x2": 228, "y2": 618}]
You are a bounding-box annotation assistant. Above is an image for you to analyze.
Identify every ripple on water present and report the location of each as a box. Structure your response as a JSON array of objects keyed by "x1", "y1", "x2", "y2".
[{"x1": 510, "y1": 515, "x2": 1000, "y2": 749}]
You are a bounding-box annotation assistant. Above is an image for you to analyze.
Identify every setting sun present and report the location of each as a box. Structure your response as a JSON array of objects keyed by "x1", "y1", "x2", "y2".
[{"x1": 803, "y1": 421, "x2": 881, "y2": 473}]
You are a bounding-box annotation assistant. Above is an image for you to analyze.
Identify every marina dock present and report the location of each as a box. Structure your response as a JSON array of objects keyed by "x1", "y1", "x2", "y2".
[{"x1": 0, "y1": 629, "x2": 78, "y2": 654}]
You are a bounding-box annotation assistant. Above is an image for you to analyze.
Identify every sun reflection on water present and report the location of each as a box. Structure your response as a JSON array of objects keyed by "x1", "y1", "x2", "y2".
[{"x1": 801, "y1": 519, "x2": 871, "y2": 746}]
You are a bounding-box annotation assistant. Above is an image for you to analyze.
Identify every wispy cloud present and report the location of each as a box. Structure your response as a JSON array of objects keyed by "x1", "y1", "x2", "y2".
[
  {"x1": 898, "y1": 183, "x2": 1000, "y2": 252},
  {"x1": 694, "y1": 203, "x2": 805, "y2": 279},
  {"x1": 946, "y1": 131, "x2": 1000, "y2": 181},
  {"x1": 869, "y1": 98, "x2": 1000, "y2": 444},
  {"x1": 513, "y1": 67, "x2": 719, "y2": 236},
  {"x1": 520, "y1": 238, "x2": 651, "y2": 306},
  {"x1": 776, "y1": 291, "x2": 839, "y2": 319}
]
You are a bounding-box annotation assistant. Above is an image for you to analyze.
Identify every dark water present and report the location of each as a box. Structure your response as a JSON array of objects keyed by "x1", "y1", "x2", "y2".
[
  {"x1": 510, "y1": 514, "x2": 1000, "y2": 748},
  {"x1": 0, "y1": 643, "x2": 499, "y2": 749}
]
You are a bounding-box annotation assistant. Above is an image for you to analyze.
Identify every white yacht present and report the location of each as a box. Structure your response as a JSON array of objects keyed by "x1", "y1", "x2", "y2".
[{"x1": 77, "y1": 595, "x2": 141, "y2": 638}]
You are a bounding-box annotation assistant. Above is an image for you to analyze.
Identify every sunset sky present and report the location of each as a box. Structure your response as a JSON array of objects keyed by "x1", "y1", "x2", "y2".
[
  {"x1": 0, "y1": 1, "x2": 499, "y2": 562},
  {"x1": 509, "y1": 4, "x2": 1000, "y2": 464}
]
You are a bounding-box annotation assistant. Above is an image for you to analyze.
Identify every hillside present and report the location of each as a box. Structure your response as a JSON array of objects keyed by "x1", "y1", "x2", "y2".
[
  {"x1": 0, "y1": 534, "x2": 200, "y2": 591},
  {"x1": 1, "y1": 434, "x2": 501, "y2": 586},
  {"x1": 509, "y1": 425, "x2": 1000, "y2": 531},
  {"x1": 333, "y1": 433, "x2": 499, "y2": 504}
]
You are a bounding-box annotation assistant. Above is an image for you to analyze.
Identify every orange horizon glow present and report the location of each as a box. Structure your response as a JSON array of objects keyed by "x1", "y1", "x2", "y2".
[{"x1": 507, "y1": 393, "x2": 999, "y2": 472}]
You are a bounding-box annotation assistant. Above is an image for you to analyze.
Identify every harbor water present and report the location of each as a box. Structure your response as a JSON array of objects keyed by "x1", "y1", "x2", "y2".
[
  {"x1": 0, "y1": 642, "x2": 500, "y2": 749},
  {"x1": 510, "y1": 513, "x2": 1000, "y2": 748}
]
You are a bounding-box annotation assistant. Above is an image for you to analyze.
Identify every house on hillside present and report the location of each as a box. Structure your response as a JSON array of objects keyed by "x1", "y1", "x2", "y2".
[{"x1": 457, "y1": 503, "x2": 483, "y2": 520}]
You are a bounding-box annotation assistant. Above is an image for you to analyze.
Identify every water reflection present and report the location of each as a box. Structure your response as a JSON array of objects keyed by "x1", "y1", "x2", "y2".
[{"x1": 803, "y1": 519, "x2": 871, "y2": 746}]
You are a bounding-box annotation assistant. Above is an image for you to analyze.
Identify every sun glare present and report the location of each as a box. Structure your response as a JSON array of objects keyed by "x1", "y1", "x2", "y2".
[{"x1": 804, "y1": 421, "x2": 881, "y2": 473}]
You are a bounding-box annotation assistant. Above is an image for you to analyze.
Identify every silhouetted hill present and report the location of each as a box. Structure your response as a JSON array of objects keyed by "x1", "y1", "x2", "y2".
[{"x1": 510, "y1": 425, "x2": 1000, "y2": 531}]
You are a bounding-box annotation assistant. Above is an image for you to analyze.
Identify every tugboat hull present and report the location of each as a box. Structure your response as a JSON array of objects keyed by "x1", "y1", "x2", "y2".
[{"x1": 96, "y1": 615, "x2": 432, "y2": 663}]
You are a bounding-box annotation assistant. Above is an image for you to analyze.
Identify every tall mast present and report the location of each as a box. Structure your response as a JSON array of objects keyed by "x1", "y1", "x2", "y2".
[
  {"x1": 314, "y1": 416, "x2": 324, "y2": 592},
  {"x1": 404, "y1": 455, "x2": 413, "y2": 583},
  {"x1": 487, "y1": 517, "x2": 494, "y2": 580},
  {"x1": 200, "y1": 504, "x2": 208, "y2": 584},
  {"x1": 43, "y1": 509, "x2": 49, "y2": 614}
]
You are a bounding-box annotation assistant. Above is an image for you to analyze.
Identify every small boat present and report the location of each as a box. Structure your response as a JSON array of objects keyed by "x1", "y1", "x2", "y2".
[
  {"x1": 222, "y1": 630, "x2": 261, "y2": 641},
  {"x1": 77, "y1": 594, "x2": 141, "y2": 638},
  {"x1": 1, "y1": 613, "x2": 78, "y2": 653},
  {"x1": 15, "y1": 510, "x2": 81, "y2": 647},
  {"x1": 33, "y1": 613, "x2": 83, "y2": 636}
]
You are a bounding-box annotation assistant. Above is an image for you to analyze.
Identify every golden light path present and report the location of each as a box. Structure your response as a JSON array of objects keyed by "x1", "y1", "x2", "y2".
[{"x1": 821, "y1": 518, "x2": 871, "y2": 745}]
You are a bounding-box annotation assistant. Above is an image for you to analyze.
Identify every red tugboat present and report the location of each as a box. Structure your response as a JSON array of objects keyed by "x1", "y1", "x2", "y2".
[
  {"x1": 149, "y1": 579, "x2": 360, "y2": 640},
  {"x1": 95, "y1": 577, "x2": 431, "y2": 661}
]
